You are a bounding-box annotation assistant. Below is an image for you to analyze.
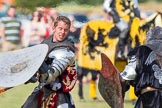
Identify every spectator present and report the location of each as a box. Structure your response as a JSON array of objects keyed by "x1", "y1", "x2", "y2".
[
  {"x1": 0, "y1": 5, "x2": 23, "y2": 52},
  {"x1": 67, "y1": 15, "x2": 81, "y2": 44},
  {"x1": 49, "y1": 8, "x2": 58, "y2": 21},
  {"x1": 28, "y1": 11, "x2": 46, "y2": 46},
  {"x1": 44, "y1": 15, "x2": 54, "y2": 38}
]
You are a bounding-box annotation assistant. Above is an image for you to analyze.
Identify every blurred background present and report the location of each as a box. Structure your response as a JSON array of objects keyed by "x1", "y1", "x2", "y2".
[
  {"x1": 0, "y1": 0, "x2": 162, "y2": 21},
  {"x1": 0, "y1": 0, "x2": 162, "y2": 108},
  {"x1": 0, "y1": 0, "x2": 161, "y2": 47}
]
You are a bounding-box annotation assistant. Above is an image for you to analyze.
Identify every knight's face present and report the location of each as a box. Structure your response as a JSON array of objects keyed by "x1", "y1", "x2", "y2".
[{"x1": 53, "y1": 21, "x2": 70, "y2": 42}]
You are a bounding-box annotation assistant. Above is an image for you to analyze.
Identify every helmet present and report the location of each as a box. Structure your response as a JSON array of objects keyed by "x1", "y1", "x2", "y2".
[
  {"x1": 146, "y1": 26, "x2": 162, "y2": 56},
  {"x1": 103, "y1": 0, "x2": 112, "y2": 12},
  {"x1": 146, "y1": 26, "x2": 162, "y2": 43}
]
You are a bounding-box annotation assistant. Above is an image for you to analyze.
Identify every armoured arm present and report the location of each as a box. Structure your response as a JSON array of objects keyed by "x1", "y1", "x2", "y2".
[
  {"x1": 133, "y1": 0, "x2": 141, "y2": 18},
  {"x1": 119, "y1": 55, "x2": 137, "y2": 98},
  {"x1": 103, "y1": 0, "x2": 113, "y2": 12},
  {"x1": 45, "y1": 48, "x2": 75, "y2": 84},
  {"x1": 103, "y1": 0, "x2": 121, "y2": 23},
  {"x1": 133, "y1": 0, "x2": 139, "y2": 9},
  {"x1": 120, "y1": 55, "x2": 137, "y2": 80}
]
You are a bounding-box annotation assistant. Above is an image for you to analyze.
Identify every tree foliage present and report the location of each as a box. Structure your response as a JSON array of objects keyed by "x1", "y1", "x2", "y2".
[
  {"x1": 15, "y1": 0, "x2": 159, "y2": 13},
  {"x1": 15, "y1": 0, "x2": 62, "y2": 10},
  {"x1": 15, "y1": 0, "x2": 103, "y2": 10}
]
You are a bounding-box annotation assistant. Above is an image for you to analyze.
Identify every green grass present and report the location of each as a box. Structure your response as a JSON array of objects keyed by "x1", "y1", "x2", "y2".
[
  {"x1": 0, "y1": 83, "x2": 36, "y2": 108},
  {"x1": 0, "y1": 81, "x2": 134, "y2": 108},
  {"x1": 72, "y1": 81, "x2": 134, "y2": 108}
]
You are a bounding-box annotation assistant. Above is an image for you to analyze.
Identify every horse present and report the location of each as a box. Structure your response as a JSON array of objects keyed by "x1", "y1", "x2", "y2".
[
  {"x1": 77, "y1": 0, "x2": 139, "y2": 72},
  {"x1": 76, "y1": 0, "x2": 135, "y2": 99}
]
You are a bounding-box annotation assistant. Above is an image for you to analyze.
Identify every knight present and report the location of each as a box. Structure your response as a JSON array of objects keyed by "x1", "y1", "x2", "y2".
[
  {"x1": 103, "y1": 0, "x2": 141, "y2": 59},
  {"x1": 120, "y1": 26, "x2": 162, "y2": 108},
  {"x1": 22, "y1": 16, "x2": 77, "y2": 108}
]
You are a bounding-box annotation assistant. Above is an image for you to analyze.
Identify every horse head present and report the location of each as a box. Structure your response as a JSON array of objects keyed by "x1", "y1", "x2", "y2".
[{"x1": 129, "y1": 11, "x2": 162, "y2": 49}]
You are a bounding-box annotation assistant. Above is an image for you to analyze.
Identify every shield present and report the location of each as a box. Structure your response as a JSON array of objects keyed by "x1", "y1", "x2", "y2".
[
  {"x1": 0, "y1": 44, "x2": 48, "y2": 87},
  {"x1": 98, "y1": 53, "x2": 123, "y2": 108}
]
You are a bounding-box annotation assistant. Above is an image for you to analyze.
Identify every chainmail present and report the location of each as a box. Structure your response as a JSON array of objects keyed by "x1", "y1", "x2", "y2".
[{"x1": 146, "y1": 26, "x2": 162, "y2": 57}]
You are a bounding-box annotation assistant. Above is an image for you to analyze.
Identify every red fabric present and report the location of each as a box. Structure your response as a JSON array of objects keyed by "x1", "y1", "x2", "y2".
[
  {"x1": 38, "y1": 90, "x2": 59, "y2": 108},
  {"x1": 45, "y1": 28, "x2": 50, "y2": 38},
  {"x1": 37, "y1": 67, "x2": 77, "y2": 107},
  {"x1": 48, "y1": 93, "x2": 59, "y2": 108},
  {"x1": 44, "y1": 8, "x2": 50, "y2": 14},
  {"x1": 38, "y1": 90, "x2": 44, "y2": 106},
  {"x1": 61, "y1": 69, "x2": 77, "y2": 92}
]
